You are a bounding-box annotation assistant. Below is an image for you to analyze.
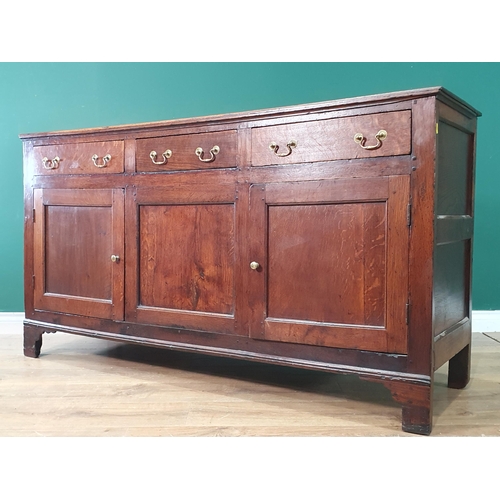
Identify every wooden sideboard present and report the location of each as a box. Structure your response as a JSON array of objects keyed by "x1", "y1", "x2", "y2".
[{"x1": 21, "y1": 87, "x2": 480, "y2": 435}]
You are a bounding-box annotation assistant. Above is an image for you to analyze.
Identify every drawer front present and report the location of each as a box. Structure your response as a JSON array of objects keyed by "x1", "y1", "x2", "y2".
[
  {"x1": 136, "y1": 130, "x2": 237, "y2": 171},
  {"x1": 251, "y1": 110, "x2": 411, "y2": 167},
  {"x1": 33, "y1": 141, "x2": 124, "y2": 175}
]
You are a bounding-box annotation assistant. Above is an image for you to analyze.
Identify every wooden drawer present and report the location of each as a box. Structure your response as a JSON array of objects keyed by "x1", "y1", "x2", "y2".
[
  {"x1": 251, "y1": 110, "x2": 411, "y2": 166},
  {"x1": 136, "y1": 130, "x2": 237, "y2": 171},
  {"x1": 33, "y1": 141, "x2": 124, "y2": 175}
]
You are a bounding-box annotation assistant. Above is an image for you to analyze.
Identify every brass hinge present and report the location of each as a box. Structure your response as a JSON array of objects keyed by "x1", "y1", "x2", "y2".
[
  {"x1": 406, "y1": 302, "x2": 411, "y2": 325},
  {"x1": 32, "y1": 208, "x2": 36, "y2": 223},
  {"x1": 407, "y1": 203, "x2": 412, "y2": 227},
  {"x1": 436, "y1": 122, "x2": 439, "y2": 134}
]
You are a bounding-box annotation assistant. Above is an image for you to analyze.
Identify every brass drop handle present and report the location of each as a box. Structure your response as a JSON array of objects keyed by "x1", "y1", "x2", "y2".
[
  {"x1": 195, "y1": 145, "x2": 220, "y2": 163},
  {"x1": 110, "y1": 255, "x2": 120, "y2": 263},
  {"x1": 353, "y1": 130, "x2": 387, "y2": 150},
  {"x1": 42, "y1": 156, "x2": 60, "y2": 170},
  {"x1": 150, "y1": 150, "x2": 172, "y2": 165},
  {"x1": 269, "y1": 140, "x2": 297, "y2": 157},
  {"x1": 249, "y1": 261, "x2": 260, "y2": 270},
  {"x1": 92, "y1": 154, "x2": 112, "y2": 168}
]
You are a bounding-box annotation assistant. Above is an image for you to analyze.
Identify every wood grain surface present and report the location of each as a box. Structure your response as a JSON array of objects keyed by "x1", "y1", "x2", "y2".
[
  {"x1": 1, "y1": 321, "x2": 498, "y2": 437},
  {"x1": 20, "y1": 88, "x2": 481, "y2": 435},
  {"x1": 33, "y1": 140, "x2": 124, "y2": 175}
]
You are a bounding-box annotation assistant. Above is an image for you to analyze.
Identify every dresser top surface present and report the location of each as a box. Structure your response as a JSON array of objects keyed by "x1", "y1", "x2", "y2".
[{"x1": 19, "y1": 86, "x2": 481, "y2": 141}]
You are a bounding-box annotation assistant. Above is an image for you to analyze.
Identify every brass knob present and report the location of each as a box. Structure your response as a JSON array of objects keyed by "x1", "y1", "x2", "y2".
[
  {"x1": 249, "y1": 261, "x2": 260, "y2": 270},
  {"x1": 110, "y1": 255, "x2": 120, "y2": 263}
]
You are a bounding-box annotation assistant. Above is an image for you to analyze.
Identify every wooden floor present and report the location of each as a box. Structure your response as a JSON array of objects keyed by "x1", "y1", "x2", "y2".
[{"x1": 1, "y1": 320, "x2": 499, "y2": 437}]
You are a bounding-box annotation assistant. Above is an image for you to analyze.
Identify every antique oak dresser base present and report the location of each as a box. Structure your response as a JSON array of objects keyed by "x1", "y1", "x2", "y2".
[{"x1": 22, "y1": 87, "x2": 480, "y2": 435}]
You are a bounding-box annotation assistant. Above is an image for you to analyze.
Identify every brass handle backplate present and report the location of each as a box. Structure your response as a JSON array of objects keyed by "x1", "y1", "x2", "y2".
[
  {"x1": 150, "y1": 150, "x2": 172, "y2": 165},
  {"x1": 42, "y1": 156, "x2": 60, "y2": 170},
  {"x1": 353, "y1": 130, "x2": 387, "y2": 150},
  {"x1": 110, "y1": 255, "x2": 120, "y2": 263},
  {"x1": 249, "y1": 261, "x2": 260, "y2": 270},
  {"x1": 269, "y1": 140, "x2": 297, "y2": 157},
  {"x1": 195, "y1": 145, "x2": 220, "y2": 163},
  {"x1": 92, "y1": 154, "x2": 112, "y2": 168}
]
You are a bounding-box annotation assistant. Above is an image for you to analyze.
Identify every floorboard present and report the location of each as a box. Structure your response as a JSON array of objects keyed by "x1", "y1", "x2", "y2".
[{"x1": 1, "y1": 321, "x2": 499, "y2": 437}]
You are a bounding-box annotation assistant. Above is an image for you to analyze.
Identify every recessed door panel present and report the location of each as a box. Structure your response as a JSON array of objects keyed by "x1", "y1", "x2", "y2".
[
  {"x1": 267, "y1": 201, "x2": 386, "y2": 327},
  {"x1": 45, "y1": 205, "x2": 113, "y2": 300},
  {"x1": 139, "y1": 204, "x2": 234, "y2": 314}
]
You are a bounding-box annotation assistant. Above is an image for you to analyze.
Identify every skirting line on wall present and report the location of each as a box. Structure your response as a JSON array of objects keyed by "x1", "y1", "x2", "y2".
[
  {"x1": 0, "y1": 311, "x2": 499, "y2": 332},
  {"x1": 0, "y1": 312, "x2": 25, "y2": 324},
  {"x1": 471, "y1": 311, "x2": 500, "y2": 333}
]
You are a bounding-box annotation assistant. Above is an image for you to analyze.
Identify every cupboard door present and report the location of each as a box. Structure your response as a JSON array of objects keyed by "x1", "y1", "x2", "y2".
[
  {"x1": 129, "y1": 184, "x2": 238, "y2": 334},
  {"x1": 33, "y1": 189, "x2": 124, "y2": 320},
  {"x1": 248, "y1": 176, "x2": 410, "y2": 354}
]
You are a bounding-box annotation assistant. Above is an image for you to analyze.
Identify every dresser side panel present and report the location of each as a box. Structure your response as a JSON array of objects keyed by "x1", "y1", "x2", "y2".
[{"x1": 432, "y1": 101, "x2": 477, "y2": 367}]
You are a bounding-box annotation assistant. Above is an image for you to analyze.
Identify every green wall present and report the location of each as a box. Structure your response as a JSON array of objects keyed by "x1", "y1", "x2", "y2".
[{"x1": 1, "y1": 62, "x2": 498, "y2": 311}]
